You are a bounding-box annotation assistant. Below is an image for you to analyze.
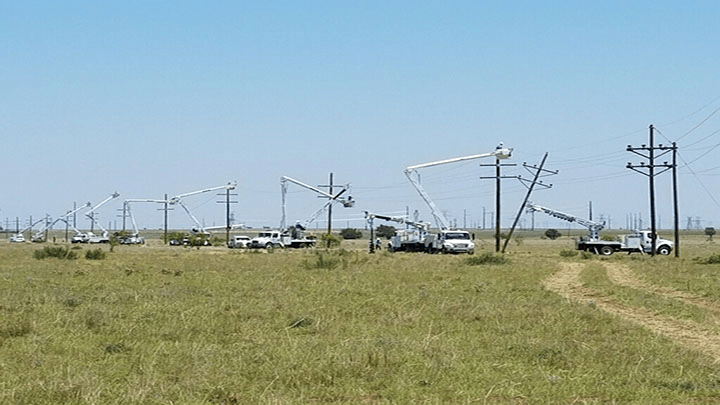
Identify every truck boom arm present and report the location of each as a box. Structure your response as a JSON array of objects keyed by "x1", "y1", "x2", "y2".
[
  {"x1": 280, "y1": 176, "x2": 354, "y2": 230},
  {"x1": 32, "y1": 202, "x2": 91, "y2": 240},
  {"x1": 85, "y1": 192, "x2": 120, "y2": 235},
  {"x1": 168, "y1": 182, "x2": 237, "y2": 234},
  {"x1": 404, "y1": 143, "x2": 512, "y2": 230},
  {"x1": 526, "y1": 202, "x2": 605, "y2": 240},
  {"x1": 364, "y1": 211, "x2": 430, "y2": 232}
]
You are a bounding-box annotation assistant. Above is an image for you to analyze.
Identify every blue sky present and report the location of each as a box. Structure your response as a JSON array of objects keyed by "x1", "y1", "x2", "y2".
[{"x1": 2, "y1": 1, "x2": 719, "y2": 233}]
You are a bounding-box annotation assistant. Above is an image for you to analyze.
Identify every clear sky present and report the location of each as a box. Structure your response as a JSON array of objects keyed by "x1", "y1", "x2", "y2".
[{"x1": 2, "y1": 1, "x2": 719, "y2": 234}]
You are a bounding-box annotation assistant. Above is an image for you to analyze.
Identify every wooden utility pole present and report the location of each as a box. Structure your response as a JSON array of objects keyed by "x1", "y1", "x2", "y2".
[
  {"x1": 481, "y1": 159, "x2": 516, "y2": 252},
  {"x1": 627, "y1": 124, "x2": 676, "y2": 256},
  {"x1": 327, "y1": 173, "x2": 333, "y2": 234},
  {"x1": 672, "y1": 142, "x2": 680, "y2": 257}
]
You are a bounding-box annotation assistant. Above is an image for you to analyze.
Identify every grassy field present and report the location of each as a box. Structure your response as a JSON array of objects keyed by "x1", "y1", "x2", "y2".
[{"x1": 2, "y1": 232, "x2": 720, "y2": 403}]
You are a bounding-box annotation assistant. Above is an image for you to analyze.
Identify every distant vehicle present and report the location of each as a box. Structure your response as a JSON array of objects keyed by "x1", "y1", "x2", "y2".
[
  {"x1": 169, "y1": 235, "x2": 212, "y2": 247},
  {"x1": 249, "y1": 230, "x2": 315, "y2": 249},
  {"x1": 365, "y1": 212, "x2": 475, "y2": 254},
  {"x1": 9, "y1": 233, "x2": 26, "y2": 243},
  {"x1": 117, "y1": 234, "x2": 145, "y2": 245},
  {"x1": 228, "y1": 235, "x2": 251, "y2": 248}
]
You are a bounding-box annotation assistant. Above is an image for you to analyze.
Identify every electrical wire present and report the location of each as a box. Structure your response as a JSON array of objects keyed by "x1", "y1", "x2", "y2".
[
  {"x1": 675, "y1": 105, "x2": 720, "y2": 142},
  {"x1": 676, "y1": 150, "x2": 720, "y2": 210}
]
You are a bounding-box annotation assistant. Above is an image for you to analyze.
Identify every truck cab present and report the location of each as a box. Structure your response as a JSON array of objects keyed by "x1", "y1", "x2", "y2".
[
  {"x1": 426, "y1": 230, "x2": 475, "y2": 254},
  {"x1": 625, "y1": 230, "x2": 673, "y2": 255},
  {"x1": 250, "y1": 231, "x2": 289, "y2": 249}
]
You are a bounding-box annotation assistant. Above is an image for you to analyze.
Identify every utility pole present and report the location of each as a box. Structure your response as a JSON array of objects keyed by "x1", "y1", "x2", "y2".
[
  {"x1": 327, "y1": 173, "x2": 333, "y2": 234},
  {"x1": 671, "y1": 142, "x2": 679, "y2": 257},
  {"x1": 316, "y1": 173, "x2": 352, "y2": 235},
  {"x1": 217, "y1": 187, "x2": 238, "y2": 245},
  {"x1": 480, "y1": 157, "x2": 517, "y2": 252},
  {"x1": 627, "y1": 124, "x2": 676, "y2": 256}
]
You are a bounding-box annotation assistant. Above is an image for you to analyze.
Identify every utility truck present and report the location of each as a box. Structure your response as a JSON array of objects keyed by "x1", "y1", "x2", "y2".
[
  {"x1": 9, "y1": 217, "x2": 46, "y2": 243},
  {"x1": 247, "y1": 175, "x2": 355, "y2": 250},
  {"x1": 249, "y1": 226, "x2": 315, "y2": 249},
  {"x1": 364, "y1": 211, "x2": 430, "y2": 252},
  {"x1": 118, "y1": 198, "x2": 170, "y2": 244},
  {"x1": 526, "y1": 202, "x2": 673, "y2": 256},
  {"x1": 72, "y1": 192, "x2": 120, "y2": 243},
  {"x1": 401, "y1": 143, "x2": 513, "y2": 254},
  {"x1": 31, "y1": 203, "x2": 91, "y2": 243}
]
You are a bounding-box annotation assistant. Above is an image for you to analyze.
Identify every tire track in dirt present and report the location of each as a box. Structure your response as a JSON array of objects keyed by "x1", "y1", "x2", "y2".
[
  {"x1": 604, "y1": 262, "x2": 720, "y2": 316},
  {"x1": 544, "y1": 262, "x2": 720, "y2": 363}
]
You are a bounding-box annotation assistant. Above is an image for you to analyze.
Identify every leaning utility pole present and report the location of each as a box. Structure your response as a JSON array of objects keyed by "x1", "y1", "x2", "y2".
[
  {"x1": 627, "y1": 125, "x2": 677, "y2": 256},
  {"x1": 502, "y1": 153, "x2": 556, "y2": 253}
]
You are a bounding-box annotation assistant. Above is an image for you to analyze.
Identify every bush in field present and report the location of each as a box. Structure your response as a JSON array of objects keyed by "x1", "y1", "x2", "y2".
[
  {"x1": 544, "y1": 229, "x2": 562, "y2": 240},
  {"x1": 319, "y1": 233, "x2": 342, "y2": 248},
  {"x1": 167, "y1": 231, "x2": 186, "y2": 242},
  {"x1": 33, "y1": 246, "x2": 78, "y2": 260},
  {"x1": 601, "y1": 234, "x2": 617, "y2": 241},
  {"x1": 695, "y1": 254, "x2": 720, "y2": 264},
  {"x1": 375, "y1": 225, "x2": 396, "y2": 239},
  {"x1": 559, "y1": 249, "x2": 578, "y2": 257},
  {"x1": 465, "y1": 252, "x2": 509, "y2": 266},
  {"x1": 302, "y1": 251, "x2": 341, "y2": 270},
  {"x1": 706, "y1": 227, "x2": 716, "y2": 241},
  {"x1": 339, "y1": 228, "x2": 363, "y2": 239},
  {"x1": 85, "y1": 248, "x2": 107, "y2": 260}
]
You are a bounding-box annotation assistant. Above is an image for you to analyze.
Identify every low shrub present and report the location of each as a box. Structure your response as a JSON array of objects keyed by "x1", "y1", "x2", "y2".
[
  {"x1": 85, "y1": 248, "x2": 107, "y2": 260},
  {"x1": 465, "y1": 252, "x2": 509, "y2": 266},
  {"x1": 694, "y1": 254, "x2": 720, "y2": 264},
  {"x1": 319, "y1": 233, "x2": 342, "y2": 248},
  {"x1": 33, "y1": 246, "x2": 78, "y2": 260},
  {"x1": 559, "y1": 249, "x2": 578, "y2": 257},
  {"x1": 339, "y1": 228, "x2": 363, "y2": 239},
  {"x1": 302, "y1": 251, "x2": 341, "y2": 270}
]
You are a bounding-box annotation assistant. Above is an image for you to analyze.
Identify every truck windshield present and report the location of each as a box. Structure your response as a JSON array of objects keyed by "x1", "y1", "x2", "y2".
[{"x1": 445, "y1": 232, "x2": 470, "y2": 240}]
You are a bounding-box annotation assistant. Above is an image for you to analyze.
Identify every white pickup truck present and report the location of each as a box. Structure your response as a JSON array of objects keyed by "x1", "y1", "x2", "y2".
[
  {"x1": 228, "y1": 235, "x2": 251, "y2": 248},
  {"x1": 425, "y1": 230, "x2": 475, "y2": 254},
  {"x1": 249, "y1": 230, "x2": 315, "y2": 249}
]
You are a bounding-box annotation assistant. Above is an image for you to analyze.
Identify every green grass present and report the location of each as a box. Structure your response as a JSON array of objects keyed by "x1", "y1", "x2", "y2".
[{"x1": 1, "y1": 235, "x2": 720, "y2": 403}]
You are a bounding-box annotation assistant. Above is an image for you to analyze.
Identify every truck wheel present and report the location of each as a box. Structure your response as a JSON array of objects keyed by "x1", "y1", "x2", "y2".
[
  {"x1": 657, "y1": 245, "x2": 671, "y2": 255},
  {"x1": 265, "y1": 242, "x2": 273, "y2": 249},
  {"x1": 599, "y1": 246, "x2": 614, "y2": 256}
]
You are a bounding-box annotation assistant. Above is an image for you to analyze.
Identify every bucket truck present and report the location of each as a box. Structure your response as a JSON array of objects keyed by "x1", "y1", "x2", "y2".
[
  {"x1": 9, "y1": 217, "x2": 46, "y2": 243},
  {"x1": 526, "y1": 202, "x2": 673, "y2": 256},
  {"x1": 31, "y1": 203, "x2": 91, "y2": 242},
  {"x1": 167, "y1": 182, "x2": 237, "y2": 246},
  {"x1": 72, "y1": 192, "x2": 120, "y2": 243},
  {"x1": 403, "y1": 143, "x2": 512, "y2": 254},
  {"x1": 280, "y1": 176, "x2": 354, "y2": 230},
  {"x1": 118, "y1": 199, "x2": 169, "y2": 244},
  {"x1": 248, "y1": 176, "x2": 354, "y2": 249},
  {"x1": 364, "y1": 211, "x2": 432, "y2": 252}
]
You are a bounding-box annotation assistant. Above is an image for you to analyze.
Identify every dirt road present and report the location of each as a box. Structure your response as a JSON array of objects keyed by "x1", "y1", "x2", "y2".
[{"x1": 544, "y1": 262, "x2": 720, "y2": 362}]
